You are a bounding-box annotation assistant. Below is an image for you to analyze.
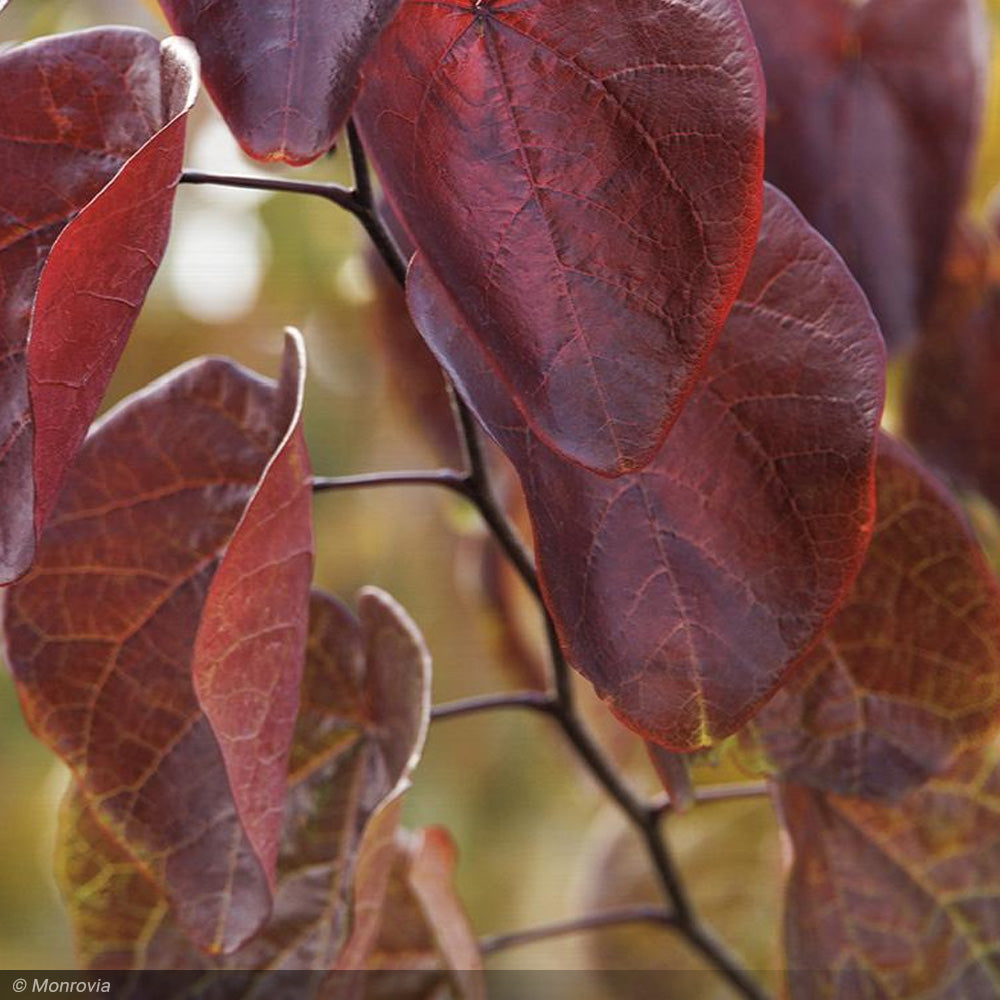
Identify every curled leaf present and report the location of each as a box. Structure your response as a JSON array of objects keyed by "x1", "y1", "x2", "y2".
[
  {"x1": 0, "y1": 28, "x2": 198, "y2": 582},
  {"x1": 408, "y1": 185, "x2": 885, "y2": 749},
  {"x1": 157, "y1": 0, "x2": 402, "y2": 165},
  {"x1": 357, "y1": 0, "x2": 765, "y2": 475},
  {"x1": 742, "y1": 0, "x2": 988, "y2": 350},
  {"x1": 752, "y1": 433, "x2": 1000, "y2": 801},
  {"x1": 4, "y1": 334, "x2": 313, "y2": 953}
]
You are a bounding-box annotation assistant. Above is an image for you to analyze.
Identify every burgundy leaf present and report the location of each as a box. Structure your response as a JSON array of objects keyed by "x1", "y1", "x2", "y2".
[
  {"x1": 157, "y1": 0, "x2": 402, "y2": 166},
  {"x1": 778, "y1": 744, "x2": 1000, "y2": 998},
  {"x1": 0, "y1": 28, "x2": 197, "y2": 583},
  {"x1": 57, "y1": 588, "x2": 431, "y2": 972},
  {"x1": 408, "y1": 185, "x2": 885, "y2": 750},
  {"x1": 3, "y1": 333, "x2": 313, "y2": 954},
  {"x1": 357, "y1": 0, "x2": 765, "y2": 476},
  {"x1": 751, "y1": 433, "x2": 1000, "y2": 801},
  {"x1": 741, "y1": 0, "x2": 988, "y2": 351}
]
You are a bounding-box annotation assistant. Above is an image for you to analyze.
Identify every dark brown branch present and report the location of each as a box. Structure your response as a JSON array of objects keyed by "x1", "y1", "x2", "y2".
[
  {"x1": 480, "y1": 905, "x2": 675, "y2": 956},
  {"x1": 432, "y1": 690, "x2": 556, "y2": 721},
  {"x1": 650, "y1": 780, "x2": 771, "y2": 818},
  {"x1": 312, "y1": 469, "x2": 470, "y2": 496},
  {"x1": 188, "y1": 130, "x2": 772, "y2": 1000}
]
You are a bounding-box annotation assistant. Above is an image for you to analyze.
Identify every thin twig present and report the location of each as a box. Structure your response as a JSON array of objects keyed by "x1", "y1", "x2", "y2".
[
  {"x1": 312, "y1": 469, "x2": 470, "y2": 496},
  {"x1": 480, "y1": 905, "x2": 675, "y2": 956},
  {"x1": 432, "y1": 690, "x2": 556, "y2": 721},
  {"x1": 180, "y1": 169, "x2": 357, "y2": 212},
  {"x1": 650, "y1": 780, "x2": 771, "y2": 818}
]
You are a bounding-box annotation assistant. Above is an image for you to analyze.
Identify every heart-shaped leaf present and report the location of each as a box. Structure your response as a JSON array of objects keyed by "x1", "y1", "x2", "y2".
[
  {"x1": 357, "y1": 0, "x2": 766, "y2": 476},
  {"x1": 57, "y1": 588, "x2": 432, "y2": 972},
  {"x1": 751, "y1": 433, "x2": 1000, "y2": 801},
  {"x1": 3, "y1": 333, "x2": 313, "y2": 954},
  {"x1": 778, "y1": 743, "x2": 1000, "y2": 998},
  {"x1": 0, "y1": 28, "x2": 197, "y2": 584},
  {"x1": 157, "y1": 0, "x2": 402, "y2": 166},
  {"x1": 408, "y1": 185, "x2": 885, "y2": 750},
  {"x1": 741, "y1": 0, "x2": 988, "y2": 351}
]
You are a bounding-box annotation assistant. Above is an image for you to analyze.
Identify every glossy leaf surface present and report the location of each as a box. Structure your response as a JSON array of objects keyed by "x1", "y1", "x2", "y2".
[
  {"x1": 3, "y1": 336, "x2": 312, "y2": 954},
  {"x1": 157, "y1": 0, "x2": 401, "y2": 165},
  {"x1": 0, "y1": 29, "x2": 197, "y2": 583},
  {"x1": 903, "y1": 223, "x2": 1000, "y2": 509},
  {"x1": 742, "y1": 0, "x2": 987, "y2": 351},
  {"x1": 753, "y1": 434, "x2": 1000, "y2": 800},
  {"x1": 779, "y1": 744, "x2": 1000, "y2": 998},
  {"x1": 358, "y1": 0, "x2": 766, "y2": 475},
  {"x1": 408, "y1": 185, "x2": 885, "y2": 749},
  {"x1": 57, "y1": 588, "x2": 431, "y2": 972}
]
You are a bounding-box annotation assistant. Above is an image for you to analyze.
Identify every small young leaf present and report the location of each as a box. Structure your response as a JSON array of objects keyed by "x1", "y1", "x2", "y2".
[
  {"x1": 156, "y1": 0, "x2": 402, "y2": 165},
  {"x1": 57, "y1": 588, "x2": 432, "y2": 972},
  {"x1": 778, "y1": 743, "x2": 1000, "y2": 998},
  {"x1": 368, "y1": 243, "x2": 464, "y2": 468},
  {"x1": 359, "y1": 827, "x2": 485, "y2": 1000},
  {"x1": 357, "y1": 0, "x2": 766, "y2": 476},
  {"x1": 751, "y1": 433, "x2": 1000, "y2": 801},
  {"x1": 0, "y1": 28, "x2": 197, "y2": 583},
  {"x1": 742, "y1": 0, "x2": 988, "y2": 351},
  {"x1": 4, "y1": 335, "x2": 313, "y2": 954},
  {"x1": 408, "y1": 185, "x2": 885, "y2": 750}
]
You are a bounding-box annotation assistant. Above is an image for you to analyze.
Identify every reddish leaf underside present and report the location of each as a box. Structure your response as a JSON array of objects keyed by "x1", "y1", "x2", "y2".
[
  {"x1": 752, "y1": 434, "x2": 1000, "y2": 801},
  {"x1": 157, "y1": 0, "x2": 401, "y2": 166},
  {"x1": 779, "y1": 744, "x2": 1000, "y2": 999},
  {"x1": 741, "y1": 0, "x2": 987, "y2": 351},
  {"x1": 903, "y1": 222, "x2": 1000, "y2": 510},
  {"x1": 0, "y1": 28, "x2": 197, "y2": 584},
  {"x1": 357, "y1": 0, "x2": 766, "y2": 476},
  {"x1": 408, "y1": 185, "x2": 885, "y2": 750},
  {"x1": 57, "y1": 588, "x2": 431, "y2": 973},
  {"x1": 3, "y1": 335, "x2": 313, "y2": 954}
]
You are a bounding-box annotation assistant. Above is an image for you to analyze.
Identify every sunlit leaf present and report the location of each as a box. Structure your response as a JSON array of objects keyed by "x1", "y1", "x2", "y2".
[
  {"x1": 157, "y1": 0, "x2": 401, "y2": 166},
  {"x1": 779, "y1": 742, "x2": 1000, "y2": 998},
  {"x1": 4, "y1": 335, "x2": 313, "y2": 954},
  {"x1": 741, "y1": 0, "x2": 988, "y2": 350},
  {"x1": 57, "y1": 588, "x2": 432, "y2": 972},
  {"x1": 357, "y1": 0, "x2": 766, "y2": 476},
  {"x1": 752, "y1": 433, "x2": 1000, "y2": 800},
  {"x1": 408, "y1": 185, "x2": 884, "y2": 749},
  {"x1": 0, "y1": 29, "x2": 197, "y2": 583}
]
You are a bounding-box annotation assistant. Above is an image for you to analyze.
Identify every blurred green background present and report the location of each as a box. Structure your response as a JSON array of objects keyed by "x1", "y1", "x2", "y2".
[{"x1": 2, "y1": 0, "x2": 1000, "y2": 992}]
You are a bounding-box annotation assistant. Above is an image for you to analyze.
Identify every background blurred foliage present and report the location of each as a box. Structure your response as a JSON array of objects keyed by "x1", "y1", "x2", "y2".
[{"x1": 1, "y1": 0, "x2": 998, "y2": 988}]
